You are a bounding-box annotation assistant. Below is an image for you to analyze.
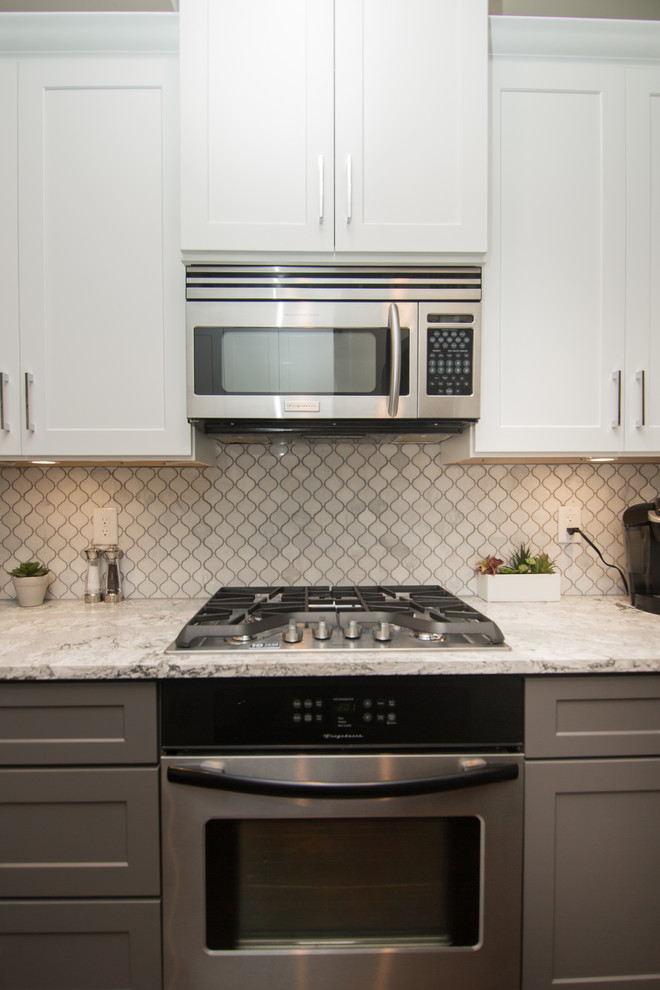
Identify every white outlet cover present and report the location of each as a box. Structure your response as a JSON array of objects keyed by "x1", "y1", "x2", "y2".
[
  {"x1": 557, "y1": 505, "x2": 581, "y2": 544},
  {"x1": 93, "y1": 506, "x2": 118, "y2": 546}
]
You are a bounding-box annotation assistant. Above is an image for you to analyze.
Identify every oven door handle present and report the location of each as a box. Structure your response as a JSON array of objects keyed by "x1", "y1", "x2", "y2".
[{"x1": 166, "y1": 761, "x2": 518, "y2": 798}]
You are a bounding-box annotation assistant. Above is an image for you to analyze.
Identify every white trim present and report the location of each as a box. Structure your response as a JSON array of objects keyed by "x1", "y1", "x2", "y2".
[
  {"x1": 490, "y1": 15, "x2": 660, "y2": 60},
  {"x1": 0, "y1": 12, "x2": 178, "y2": 55}
]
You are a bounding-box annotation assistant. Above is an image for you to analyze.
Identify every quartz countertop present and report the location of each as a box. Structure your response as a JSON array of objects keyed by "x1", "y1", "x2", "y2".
[{"x1": 0, "y1": 595, "x2": 659, "y2": 679}]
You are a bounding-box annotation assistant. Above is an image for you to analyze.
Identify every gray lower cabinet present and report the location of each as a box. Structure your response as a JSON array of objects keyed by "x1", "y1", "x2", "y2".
[
  {"x1": 0, "y1": 680, "x2": 161, "y2": 990},
  {"x1": 523, "y1": 675, "x2": 660, "y2": 990}
]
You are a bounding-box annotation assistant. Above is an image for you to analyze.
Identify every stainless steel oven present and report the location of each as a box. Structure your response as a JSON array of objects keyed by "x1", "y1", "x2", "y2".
[
  {"x1": 185, "y1": 265, "x2": 481, "y2": 438},
  {"x1": 161, "y1": 674, "x2": 523, "y2": 990}
]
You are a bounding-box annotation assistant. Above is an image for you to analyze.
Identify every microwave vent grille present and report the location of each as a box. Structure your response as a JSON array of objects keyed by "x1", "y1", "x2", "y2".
[{"x1": 186, "y1": 265, "x2": 482, "y2": 303}]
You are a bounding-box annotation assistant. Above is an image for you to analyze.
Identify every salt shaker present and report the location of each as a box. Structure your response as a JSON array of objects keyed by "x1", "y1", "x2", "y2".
[
  {"x1": 103, "y1": 546, "x2": 123, "y2": 603},
  {"x1": 82, "y1": 547, "x2": 103, "y2": 603}
]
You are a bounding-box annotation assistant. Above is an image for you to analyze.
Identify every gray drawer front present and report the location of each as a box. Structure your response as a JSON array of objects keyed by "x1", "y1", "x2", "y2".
[
  {"x1": 0, "y1": 899, "x2": 161, "y2": 990},
  {"x1": 525, "y1": 675, "x2": 660, "y2": 758},
  {"x1": 0, "y1": 767, "x2": 160, "y2": 897},
  {"x1": 0, "y1": 681, "x2": 157, "y2": 765}
]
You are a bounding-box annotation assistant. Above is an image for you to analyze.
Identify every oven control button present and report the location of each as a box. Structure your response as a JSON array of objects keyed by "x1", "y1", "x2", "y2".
[
  {"x1": 363, "y1": 712, "x2": 373, "y2": 722},
  {"x1": 293, "y1": 713, "x2": 302, "y2": 722},
  {"x1": 293, "y1": 699, "x2": 302, "y2": 708},
  {"x1": 303, "y1": 699, "x2": 313, "y2": 708},
  {"x1": 363, "y1": 698, "x2": 373, "y2": 708},
  {"x1": 304, "y1": 713, "x2": 313, "y2": 722},
  {"x1": 283, "y1": 620, "x2": 302, "y2": 643},
  {"x1": 387, "y1": 712, "x2": 397, "y2": 723}
]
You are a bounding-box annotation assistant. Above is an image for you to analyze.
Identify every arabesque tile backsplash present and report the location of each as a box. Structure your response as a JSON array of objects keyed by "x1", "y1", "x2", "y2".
[{"x1": 1, "y1": 441, "x2": 659, "y2": 601}]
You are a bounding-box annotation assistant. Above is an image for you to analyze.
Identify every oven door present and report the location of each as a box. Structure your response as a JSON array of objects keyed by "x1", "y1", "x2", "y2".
[
  {"x1": 161, "y1": 753, "x2": 523, "y2": 990},
  {"x1": 186, "y1": 300, "x2": 418, "y2": 420}
]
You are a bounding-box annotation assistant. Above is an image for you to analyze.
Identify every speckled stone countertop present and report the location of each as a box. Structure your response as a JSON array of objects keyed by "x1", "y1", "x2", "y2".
[{"x1": 0, "y1": 595, "x2": 659, "y2": 680}]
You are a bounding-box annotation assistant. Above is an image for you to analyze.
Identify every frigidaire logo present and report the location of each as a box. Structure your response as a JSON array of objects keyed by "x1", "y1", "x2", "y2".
[{"x1": 323, "y1": 733, "x2": 364, "y2": 740}]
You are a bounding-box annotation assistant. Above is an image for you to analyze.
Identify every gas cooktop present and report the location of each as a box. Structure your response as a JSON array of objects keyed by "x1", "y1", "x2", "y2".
[{"x1": 168, "y1": 584, "x2": 507, "y2": 653}]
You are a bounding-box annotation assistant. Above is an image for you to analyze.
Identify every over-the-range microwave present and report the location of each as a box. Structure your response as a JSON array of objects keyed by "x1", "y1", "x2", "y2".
[{"x1": 186, "y1": 265, "x2": 481, "y2": 440}]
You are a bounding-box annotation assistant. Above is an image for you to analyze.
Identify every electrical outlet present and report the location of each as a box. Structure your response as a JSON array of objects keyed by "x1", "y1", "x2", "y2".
[
  {"x1": 557, "y1": 505, "x2": 582, "y2": 544},
  {"x1": 93, "y1": 506, "x2": 118, "y2": 547}
]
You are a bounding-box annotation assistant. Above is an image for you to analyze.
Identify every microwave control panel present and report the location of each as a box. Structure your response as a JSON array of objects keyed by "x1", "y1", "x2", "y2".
[{"x1": 426, "y1": 325, "x2": 474, "y2": 397}]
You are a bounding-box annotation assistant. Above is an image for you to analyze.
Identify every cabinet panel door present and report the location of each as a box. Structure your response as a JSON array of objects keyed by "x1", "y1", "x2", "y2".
[
  {"x1": 0, "y1": 681, "x2": 157, "y2": 765},
  {"x1": 0, "y1": 767, "x2": 159, "y2": 897},
  {"x1": 17, "y1": 57, "x2": 190, "y2": 458},
  {"x1": 180, "y1": 0, "x2": 334, "y2": 252},
  {"x1": 523, "y1": 759, "x2": 660, "y2": 990},
  {"x1": 476, "y1": 59, "x2": 626, "y2": 455},
  {"x1": 625, "y1": 66, "x2": 660, "y2": 452},
  {"x1": 0, "y1": 899, "x2": 161, "y2": 990},
  {"x1": 334, "y1": 0, "x2": 487, "y2": 253},
  {"x1": 0, "y1": 61, "x2": 21, "y2": 457}
]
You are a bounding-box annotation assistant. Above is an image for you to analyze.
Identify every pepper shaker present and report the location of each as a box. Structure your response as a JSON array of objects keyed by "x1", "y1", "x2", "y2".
[
  {"x1": 82, "y1": 547, "x2": 103, "y2": 603},
  {"x1": 103, "y1": 546, "x2": 123, "y2": 603}
]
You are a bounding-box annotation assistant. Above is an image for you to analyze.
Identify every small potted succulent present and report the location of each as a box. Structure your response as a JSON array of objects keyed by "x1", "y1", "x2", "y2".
[
  {"x1": 475, "y1": 543, "x2": 560, "y2": 602},
  {"x1": 7, "y1": 560, "x2": 54, "y2": 608}
]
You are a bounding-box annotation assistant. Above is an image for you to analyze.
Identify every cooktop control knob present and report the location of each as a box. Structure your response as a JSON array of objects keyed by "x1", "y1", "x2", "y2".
[
  {"x1": 314, "y1": 620, "x2": 331, "y2": 640},
  {"x1": 373, "y1": 621, "x2": 391, "y2": 642},
  {"x1": 283, "y1": 620, "x2": 303, "y2": 643},
  {"x1": 344, "y1": 619, "x2": 361, "y2": 640}
]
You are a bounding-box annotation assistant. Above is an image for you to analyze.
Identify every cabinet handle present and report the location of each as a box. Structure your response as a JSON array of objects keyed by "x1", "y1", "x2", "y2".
[
  {"x1": 318, "y1": 154, "x2": 324, "y2": 222},
  {"x1": 611, "y1": 370, "x2": 621, "y2": 428},
  {"x1": 634, "y1": 370, "x2": 646, "y2": 428},
  {"x1": 346, "y1": 153, "x2": 352, "y2": 223},
  {"x1": 24, "y1": 372, "x2": 35, "y2": 432},
  {"x1": 0, "y1": 373, "x2": 9, "y2": 432}
]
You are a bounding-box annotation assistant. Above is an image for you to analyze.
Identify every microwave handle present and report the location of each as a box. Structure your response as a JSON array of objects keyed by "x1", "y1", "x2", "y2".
[
  {"x1": 387, "y1": 303, "x2": 401, "y2": 417},
  {"x1": 166, "y1": 761, "x2": 518, "y2": 799}
]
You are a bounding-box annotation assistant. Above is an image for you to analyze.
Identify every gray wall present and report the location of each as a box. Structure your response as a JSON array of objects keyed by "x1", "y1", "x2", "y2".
[{"x1": 489, "y1": 0, "x2": 660, "y2": 17}]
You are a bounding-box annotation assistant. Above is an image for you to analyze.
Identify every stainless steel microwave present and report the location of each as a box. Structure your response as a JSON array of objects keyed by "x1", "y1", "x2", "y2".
[{"x1": 186, "y1": 266, "x2": 481, "y2": 439}]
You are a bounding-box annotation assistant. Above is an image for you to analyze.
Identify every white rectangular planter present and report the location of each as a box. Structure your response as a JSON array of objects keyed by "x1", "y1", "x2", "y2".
[{"x1": 476, "y1": 572, "x2": 561, "y2": 602}]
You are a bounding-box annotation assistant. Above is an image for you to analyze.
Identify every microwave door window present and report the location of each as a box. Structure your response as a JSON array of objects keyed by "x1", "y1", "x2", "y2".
[
  {"x1": 279, "y1": 330, "x2": 377, "y2": 394},
  {"x1": 193, "y1": 326, "x2": 409, "y2": 396}
]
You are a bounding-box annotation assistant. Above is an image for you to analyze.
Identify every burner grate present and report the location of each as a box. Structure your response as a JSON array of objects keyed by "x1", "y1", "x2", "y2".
[{"x1": 174, "y1": 584, "x2": 505, "y2": 650}]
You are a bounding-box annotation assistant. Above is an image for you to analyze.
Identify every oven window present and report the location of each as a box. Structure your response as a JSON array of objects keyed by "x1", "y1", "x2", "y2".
[
  {"x1": 205, "y1": 817, "x2": 480, "y2": 951},
  {"x1": 193, "y1": 326, "x2": 410, "y2": 396}
]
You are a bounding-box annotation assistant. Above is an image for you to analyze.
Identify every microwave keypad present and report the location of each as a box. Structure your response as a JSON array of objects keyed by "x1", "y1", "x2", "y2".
[{"x1": 426, "y1": 327, "x2": 473, "y2": 396}]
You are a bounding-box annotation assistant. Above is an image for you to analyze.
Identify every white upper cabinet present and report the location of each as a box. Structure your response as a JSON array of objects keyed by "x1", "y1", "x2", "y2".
[
  {"x1": 0, "y1": 60, "x2": 20, "y2": 457},
  {"x1": 0, "y1": 16, "x2": 198, "y2": 462},
  {"x1": 625, "y1": 67, "x2": 660, "y2": 452},
  {"x1": 179, "y1": 0, "x2": 488, "y2": 256},
  {"x1": 475, "y1": 57, "x2": 627, "y2": 455},
  {"x1": 180, "y1": 0, "x2": 334, "y2": 253}
]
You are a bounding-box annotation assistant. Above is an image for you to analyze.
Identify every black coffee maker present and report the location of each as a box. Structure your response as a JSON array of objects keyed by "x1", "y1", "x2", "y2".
[{"x1": 623, "y1": 497, "x2": 660, "y2": 615}]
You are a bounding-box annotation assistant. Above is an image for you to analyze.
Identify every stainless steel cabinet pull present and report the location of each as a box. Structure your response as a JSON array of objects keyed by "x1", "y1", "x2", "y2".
[
  {"x1": 387, "y1": 303, "x2": 401, "y2": 417},
  {"x1": 0, "y1": 373, "x2": 9, "y2": 432},
  {"x1": 318, "y1": 154, "x2": 324, "y2": 222},
  {"x1": 167, "y1": 761, "x2": 519, "y2": 798},
  {"x1": 611, "y1": 370, "x2": 622, "y2": 428},
  {"x1": 346, "y1": 153, "x2": 352, "y2": 223},
  {"x1": 24, "y1": 372, "x2": 35, "y2": 432},
  {"x1": 635, "y1": 369, "x2": 646, "y2": 428}
]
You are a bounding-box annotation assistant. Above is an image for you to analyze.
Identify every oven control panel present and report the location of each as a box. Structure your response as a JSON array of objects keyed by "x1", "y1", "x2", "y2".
[{"x1": 161, "y1": 675, "x2": 523, "y2": 751}]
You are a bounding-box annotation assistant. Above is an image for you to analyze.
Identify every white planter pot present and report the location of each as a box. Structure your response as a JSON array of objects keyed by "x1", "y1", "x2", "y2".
[
  {"x1": 12, "y1": 573, "x2": 53, "y2": 607},
  {"x1": 476, "y1": 572, "x2": 561, "y2": 602}
]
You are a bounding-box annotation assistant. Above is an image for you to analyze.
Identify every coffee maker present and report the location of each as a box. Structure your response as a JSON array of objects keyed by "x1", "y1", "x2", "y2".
[{"x1": 622, "y1": 497, "x2": 660, "y2": 615}]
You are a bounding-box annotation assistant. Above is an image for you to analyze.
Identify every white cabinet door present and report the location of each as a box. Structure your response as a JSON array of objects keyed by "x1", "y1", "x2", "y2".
[
  {"x1": 475, "y1": 58, "x2": 627, "y2": 455},
  {"x1": 180, "y1": 0, "x2": 334, "y2": 253},
  {"x1": 334, "y1": 0, "x2": 487, "y2": 254},
  {"x1": 0, "y1": 61, "x2": 21, "y2": 457},
  {"x1": 17, "y1": 56, "x2": 190, "y2": 459},
  {"x1": 625, "y1": 66, "x2": 660, "y2": 453}
]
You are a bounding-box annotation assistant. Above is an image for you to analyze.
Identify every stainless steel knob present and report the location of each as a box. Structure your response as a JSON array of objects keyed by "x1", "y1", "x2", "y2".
[
  {"x1": 344, "y1": 619, "x2": 361, "y2": 640},
  {"x1": 373, "y1": 621, "x2": 391, "y2": 642},
  {"x1": 314, "y1": 619, "x2": 331, "y2": 640},
  {"x1": 283, "y1": 620, "x2": 302, "y2": 644}
]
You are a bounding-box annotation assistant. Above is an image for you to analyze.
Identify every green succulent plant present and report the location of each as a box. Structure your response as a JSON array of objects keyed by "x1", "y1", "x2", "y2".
[
  {"x1": 476, "y1": 542, "x2": 556, "y2": 576},
  {"x1": 7, "y1": 560, "x2": 50, "y2": 578}
]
